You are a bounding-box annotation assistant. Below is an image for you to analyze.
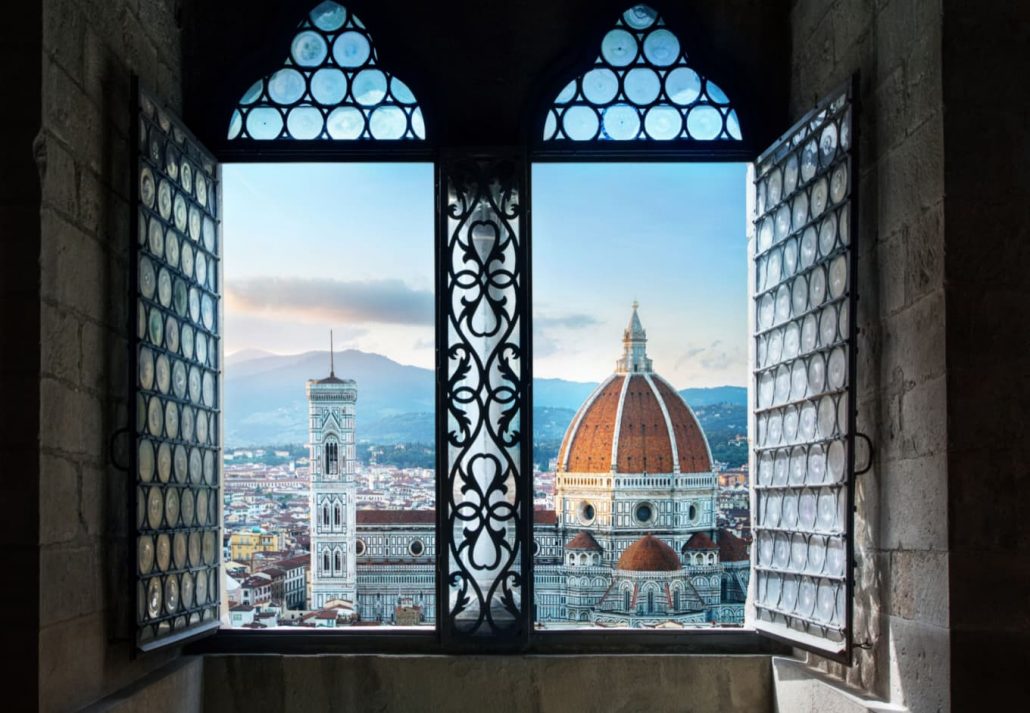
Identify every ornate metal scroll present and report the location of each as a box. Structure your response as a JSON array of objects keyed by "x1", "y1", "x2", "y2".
[
  {"x1": 132, "y1": 83, "x2": 222, "y2": 650},
  {"x1": 542, "y1": 4, "x2": 742, "y2": 143},
  {"x1": 438, "y1": 155, "x2": 530, "y2": 645},
  {"x1": 751, "y1": 80, "x2": 857, "y2": 662},
  {"x1": 228, "y1": 1, "x2": 425, "y2": 141}
]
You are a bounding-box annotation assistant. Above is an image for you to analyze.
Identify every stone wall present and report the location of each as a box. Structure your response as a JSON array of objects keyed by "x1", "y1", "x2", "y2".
[
  {"x1": 941, "y1": 2, "x2": 1030, "y2": 709},
  {"x1": 203, "y1": 654, "x2": 772, "y2": 713},
  {"x1": 788, "y1": 1, "x2": 949, "y2": 711},
  {"x1": 37, "y1": 0, "x2": 186, "y2": 710}
]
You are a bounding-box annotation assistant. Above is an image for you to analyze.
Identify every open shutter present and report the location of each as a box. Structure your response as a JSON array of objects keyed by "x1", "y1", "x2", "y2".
[
  {"x1": 132, "y1": 81, "x2": 222, "y2": 650},
  {"x1": 750, "y1": 80, "x2": 857, "y2": 662}
]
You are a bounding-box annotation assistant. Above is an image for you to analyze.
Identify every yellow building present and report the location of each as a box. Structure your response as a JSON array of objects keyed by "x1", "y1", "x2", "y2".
[{"x1": 230, "y1": 530, "x2": 284, "y2": 561}]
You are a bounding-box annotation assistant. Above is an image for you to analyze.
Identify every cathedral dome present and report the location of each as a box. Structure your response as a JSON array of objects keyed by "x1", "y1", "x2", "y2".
[
  {"x1": 566, "y1": 530, "x2": 603, "y2": 551},
  {"x1": 616, "y1": 535, "x2": 681, "y2": 572},
  {"x1": 556, "y1": 303, "x2": 713, "y2": 475}
]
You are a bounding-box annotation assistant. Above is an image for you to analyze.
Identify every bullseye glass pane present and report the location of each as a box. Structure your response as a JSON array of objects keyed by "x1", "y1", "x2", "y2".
[
  {"x1": 752, "y1": 83, "x2": 856, "y2": 660},
  {"x1": 230, "y1": 2, "x2": 424, "y2": 141},
  {"x1": 134, "y1": 86, "x2": 221, "y2": 650},
  {"x1": 543, "y1": 5, "x2": 741, "y2": 144}
]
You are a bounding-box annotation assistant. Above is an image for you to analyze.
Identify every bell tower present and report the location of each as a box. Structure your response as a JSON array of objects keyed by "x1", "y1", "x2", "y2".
[{"x1": 307, "y1": 332, "x2": 358, "y2": 608}]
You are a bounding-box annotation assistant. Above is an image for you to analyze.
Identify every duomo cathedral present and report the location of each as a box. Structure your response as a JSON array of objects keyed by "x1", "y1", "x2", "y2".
[{"x1": 307, "y1": 305, "x2": 748, "y2": 626}]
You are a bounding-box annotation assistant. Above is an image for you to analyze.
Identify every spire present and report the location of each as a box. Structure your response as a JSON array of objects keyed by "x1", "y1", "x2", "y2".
[
  {"x1": 616, "y1": 301, "x2": 653, "y2": 374},
  {"x1": 329, "y1": 329, "x2": 335, "y2": 378}
]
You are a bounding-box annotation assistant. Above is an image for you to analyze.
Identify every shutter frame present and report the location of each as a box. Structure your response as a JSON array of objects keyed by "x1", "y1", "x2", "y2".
[
  {"x1": 749, "y1": 76, "x2": 859, "y2": 663},
  {"x1": 131, "y1": 78, "x2": 223, "y2": 651}
]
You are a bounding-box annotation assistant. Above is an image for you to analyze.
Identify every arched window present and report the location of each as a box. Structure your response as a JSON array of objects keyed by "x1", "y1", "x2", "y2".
[
  {"x1": 322, "y1": 504, "x2": 330, "y2": 526},
  {"x1": 228, "y1": 1, "x2": 425, "y2": 141},
  {"x1": 673, "y1": 589, "x2": 681, "y2": 610},
  {"x1": 623, "y1": 589, "x2": 631, "y2": 611},
  {"x1": 324, "y1": 439, "x2": 339, "y2": 475},
  {"x1": 542, "y1": 4, "x2": 741, "y2": 144},
  {"x1": 333, "y1": 502, "x2": 342, "y2": 526},
  {"x1": 322, "y1": 550, "x2": 331, "y2": 573},
  {"x1": 334, "y1": 549, "x2": 343, "y2": 573},
  {"x1": 647, "y1": 589, "x2": 655, "y2": 614}
]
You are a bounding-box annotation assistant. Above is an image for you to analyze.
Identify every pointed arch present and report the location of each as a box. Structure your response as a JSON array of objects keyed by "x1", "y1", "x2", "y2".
[
  {"x1": 541, "y1": 4, "x2": 741, "y2": 144},
  {"x1": 228, "y1": 1, "x2": 425, "y2": 141}
]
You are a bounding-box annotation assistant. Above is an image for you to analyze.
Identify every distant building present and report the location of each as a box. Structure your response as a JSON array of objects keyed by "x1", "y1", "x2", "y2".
[
  {"x1": 306, "y1": 342, "x2": 358, "y2": 608},
  {"x1": 290, "y1": 305, "x2": 749, "y2": 626},
  {"x1": 230, "y1": 530, "x2": 284, "y2": 561}
]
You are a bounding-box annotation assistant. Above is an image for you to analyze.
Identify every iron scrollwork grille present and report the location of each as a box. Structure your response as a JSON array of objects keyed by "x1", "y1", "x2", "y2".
[
  {"x1": 438, "y1": 155, "x2": 531, "y2": 646},
  {"x1": 750, "y1": 80, "x2": 857, "y2": 662},
  {"x1": 132, "y1": 83, "x2": 223, "y2": 651}
]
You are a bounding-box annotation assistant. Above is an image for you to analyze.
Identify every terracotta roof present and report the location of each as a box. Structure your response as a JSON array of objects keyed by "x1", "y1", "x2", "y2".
[
  {"x1": 533, "y1": 509, "x2": 557, "y2": 525},
  {"x1": 274, "y1": 555, "x2": 310, "y2": 571},
  {"x1": 558, "y1": 374, "x2": 712, "y2": 475},
  {"x1": 652, "y1": 377, "x2": 713, "y2": 473},
  {"x1": 616, "y1": 376, "x2": 674, "y2": 473},
  {"x1": 684, "y1": 532, "x2": 717, "y2": 550},
  {"x1": 616, "y1": 535, "x2": 681, "y2": 572},
  {"x1": 566, "y1": 530, "x2": 603, "y2": 551},
  {"x1": 356, "y1": 510, "x2": 435, "y2": 524},
  {"x1": 560, "y1": 376, "x2": 624, "y2": 472},
  {"x1": 718, "y1": 529, "x2": 750, "y2": 562}
]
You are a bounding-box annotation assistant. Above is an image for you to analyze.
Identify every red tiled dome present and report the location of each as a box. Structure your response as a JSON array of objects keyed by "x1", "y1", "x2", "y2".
[
  {"x1": 684, "y1": 532, "x2": 717, "y2": 550},
  {"x1": 566, "y1": 530, "x2": 603, "y2": 551},
  {"x1": 556, "y1": 304, "x2": 712, "y2": 475},
  {"x1": 556, "y1": 373, "x2": 712, "y2": 474},
  {"x1": 616, "y1": 535, "x2": 681, "y2": 572}
]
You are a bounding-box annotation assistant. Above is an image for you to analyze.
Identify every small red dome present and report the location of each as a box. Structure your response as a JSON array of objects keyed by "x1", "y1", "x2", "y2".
[
  {"x1": 566, "y1": 530, "x2": 603, "y2": 551},
  {"x1": 616, "y1": 535, "x2": 681, "y2": 572},
  {"x1": 684, "y1": 532, "x2": 717, "y2": 550}
]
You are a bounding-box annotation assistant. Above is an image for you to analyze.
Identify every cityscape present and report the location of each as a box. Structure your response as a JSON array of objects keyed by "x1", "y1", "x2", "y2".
[{"x1": 222, "y1": 306, "x2": 752, "y2": 629}]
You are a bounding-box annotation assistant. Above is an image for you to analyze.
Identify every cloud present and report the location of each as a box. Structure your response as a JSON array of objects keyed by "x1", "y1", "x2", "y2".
[
  {"x1": 533, "y1": 312, "x2": 601, "y2": 358},
  {"x1": 675, "y1": 340, "x2": 744, "y2": 371},
  {"x1": 226, "y1": 277, "x2": 433, "y2": 326},
  {"x1": 534, "y1": 313, "x2": 601, "y2": 331}
]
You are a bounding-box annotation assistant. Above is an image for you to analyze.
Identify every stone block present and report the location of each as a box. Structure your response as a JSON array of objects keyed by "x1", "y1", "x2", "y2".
[
  {"x1": 39, "y1": 133, "x2": 79, "y2": 220},
  {"x1": 885, "y1": 550, "x2": 948, "y2": 627},
  {"x1": 40, "y1": 453, "x2": 82, "y2": 545},
  {"x1": 885, "y1": 615, "x2": 949, "y2": 712},
  {"x1": 40, "y1": 209, "x2": 107, "y2": 321},
  {"x1": 40, "y1": 376, "x2": 104, "y2": 458},
  {"x1": 877, "y1": 118, "x2": 944, "y2": 242},
  {"x1": 41, "y1": 301, "x2": 81, "y2": 384},
  {"x1": 881, "y1": 374, "x2": 945, "y2": 462},
  {"x1": 879, "y1": 452, "x2": 947, "y2": 551},
  {"x1": 42, "y1": 0, "x2": 86, "y2": 79},
  {"x1": 882, "y1": 289, "x2": 945, "y2": 383},
  {"x1": 39, "y1": 543, "x2": 99, "y2": 626}
]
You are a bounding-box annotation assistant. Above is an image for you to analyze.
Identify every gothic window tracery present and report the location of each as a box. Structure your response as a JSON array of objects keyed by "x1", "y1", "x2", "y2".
[
  {"x1": 228, "y1": 1, "x2": 425, "y2": 141},
  {"x1": 543, "y1": 4, "x2": 741, "y2": 142}
]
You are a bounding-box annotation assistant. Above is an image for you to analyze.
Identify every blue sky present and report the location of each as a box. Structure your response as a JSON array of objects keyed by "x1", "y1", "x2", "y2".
[{"x1": 222, "y1": 162, "x2": 747, "y2": 388}]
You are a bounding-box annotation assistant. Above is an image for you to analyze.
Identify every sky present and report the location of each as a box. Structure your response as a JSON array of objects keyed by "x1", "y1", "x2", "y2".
[{"x1": 222, "y1": 161, "x2": 748, "y2": 389}]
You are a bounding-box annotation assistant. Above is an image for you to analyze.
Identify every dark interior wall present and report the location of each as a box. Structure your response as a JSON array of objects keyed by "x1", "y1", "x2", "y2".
[
  {"x1": 942, "y1": 2, "x2": 1030, "y2": 709},
  {"x1": 37, "y1": 0, "x2": 190, "y2": 710},
  {"x1": 182, "y1": 0, "x2": 790, "y2": 151},
  {"x1": 0, "y1": 3, "x2": 42, "y2": 711},
  {"x1": 789, "y1": 1, "x2": 949, "y2": 711}
]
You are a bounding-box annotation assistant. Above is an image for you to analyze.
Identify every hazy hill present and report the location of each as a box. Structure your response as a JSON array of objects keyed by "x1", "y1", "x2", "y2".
[{"x1": 224, "y1": 349, "x2": 746, "y2": 448}]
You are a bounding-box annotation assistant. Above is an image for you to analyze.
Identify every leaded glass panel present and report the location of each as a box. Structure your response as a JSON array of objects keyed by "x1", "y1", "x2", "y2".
[
  {"x1": 440, "y1": 156, "x2": 530, "y2": 644},
  {"x1": 228, "y1": 1, "x2": 424, "y2": 141},
  {"x1": 751, "y1": 83, "x2": 856, "y2": 660},
  {"x1": 134, "y1": 84, "x2": 222, "y2": 650},
  {"x1": 543, "y1": 4, "x2": 741, "y2": 142}
]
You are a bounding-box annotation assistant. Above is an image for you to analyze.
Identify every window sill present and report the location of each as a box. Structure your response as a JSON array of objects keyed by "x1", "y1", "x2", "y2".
[{"x1": 186, "y1": 626, "x2": 789, "y2": 656}]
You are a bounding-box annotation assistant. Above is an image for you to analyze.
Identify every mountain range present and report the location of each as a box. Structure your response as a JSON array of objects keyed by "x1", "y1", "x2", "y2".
[{"x1": 224, "y1": 349, "x2": 746, "y2": 448}]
